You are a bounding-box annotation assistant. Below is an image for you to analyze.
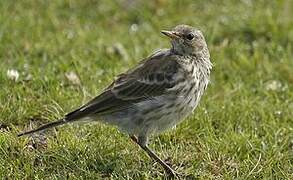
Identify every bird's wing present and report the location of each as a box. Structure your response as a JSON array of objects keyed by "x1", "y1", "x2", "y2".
[{"x1": 65, "y1": 51, "x2": 180, "y2": 121}]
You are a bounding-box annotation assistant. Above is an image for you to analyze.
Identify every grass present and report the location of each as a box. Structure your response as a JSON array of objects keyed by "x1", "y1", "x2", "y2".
[{"x1": 0, "y1": 0, "x2": 292, "y2": 179}]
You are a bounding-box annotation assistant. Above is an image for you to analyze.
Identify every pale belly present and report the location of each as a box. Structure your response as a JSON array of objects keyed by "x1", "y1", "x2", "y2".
[
  {"x1": 99, "y1": 76, "x2": 208, "y2": 137},
  {"x1": 147, "y1": 87, "x2": 203, "y2": 135},
  {"x1": 99, "y1": 86, "x2": 203, "y2": 137}
]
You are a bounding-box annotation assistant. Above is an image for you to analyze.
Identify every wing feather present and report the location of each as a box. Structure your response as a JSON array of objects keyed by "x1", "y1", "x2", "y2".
[{"x1": 65, "y1": 50, "x2": 180, "y2": 121}]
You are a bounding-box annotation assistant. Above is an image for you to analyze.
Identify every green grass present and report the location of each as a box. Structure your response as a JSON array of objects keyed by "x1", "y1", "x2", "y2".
[{"x1": 0, "y1": 0, "x2": 292, "y2": 179}]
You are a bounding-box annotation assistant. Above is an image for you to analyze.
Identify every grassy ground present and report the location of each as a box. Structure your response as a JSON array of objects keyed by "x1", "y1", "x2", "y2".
[{"x1": 0, "y1": 0, "x2": 292, "y2": 179}]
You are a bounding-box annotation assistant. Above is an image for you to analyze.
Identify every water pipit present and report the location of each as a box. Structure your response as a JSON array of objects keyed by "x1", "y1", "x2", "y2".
[{"x1": 18, "y1": 24, "x2": 212, "y2": 177}]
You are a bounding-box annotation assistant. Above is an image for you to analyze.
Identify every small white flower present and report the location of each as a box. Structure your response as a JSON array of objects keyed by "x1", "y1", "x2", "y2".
[
  {"x1": 7, "y1": 69, "x2": 19, "y2": 81},
  {"x1": 265, "y1": 80, "x2": 282, "y2": 91},
  {"x1": 130, "y1": 24, "x2": 138, "y2": 32},
  {"x1": 65, "y1": 71, "x2": 81, "y2": 85}
]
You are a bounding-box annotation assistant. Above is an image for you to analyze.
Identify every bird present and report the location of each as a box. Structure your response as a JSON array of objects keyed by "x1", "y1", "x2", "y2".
[{"x1": 18, "y1": 24, "x2": 212, "y2": 177}]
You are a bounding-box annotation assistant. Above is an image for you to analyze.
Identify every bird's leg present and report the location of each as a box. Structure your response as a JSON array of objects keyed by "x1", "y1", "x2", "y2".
[{"x1": 130, "y1": 135, "x2": 177, "y2": 177}]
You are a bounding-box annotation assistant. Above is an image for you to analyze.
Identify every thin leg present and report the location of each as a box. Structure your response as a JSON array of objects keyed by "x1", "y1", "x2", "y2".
[{"x1": 130, "y1": 135, "x2": 177, "y2": 177}]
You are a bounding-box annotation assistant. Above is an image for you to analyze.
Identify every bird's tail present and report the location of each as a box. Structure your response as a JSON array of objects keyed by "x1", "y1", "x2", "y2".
[{"x1": 18, "y1": 118, "x2": 68, "y2": 137}]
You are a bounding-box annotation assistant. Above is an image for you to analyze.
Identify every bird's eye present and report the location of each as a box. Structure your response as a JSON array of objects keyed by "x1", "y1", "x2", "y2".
[{"x1": 186, "y1": 33, "x2": 194, "y2": 40}]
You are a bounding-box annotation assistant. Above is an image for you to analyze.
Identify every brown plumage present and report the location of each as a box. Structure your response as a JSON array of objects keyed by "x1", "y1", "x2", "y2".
[{"x1": 18, "y1": 24, "x2": 212, "y2": 177}]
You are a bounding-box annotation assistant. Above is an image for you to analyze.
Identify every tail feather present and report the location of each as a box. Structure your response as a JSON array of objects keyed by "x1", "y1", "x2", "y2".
[{"x1": 18, "y1": 118, "x2": 68, "y2": 137}]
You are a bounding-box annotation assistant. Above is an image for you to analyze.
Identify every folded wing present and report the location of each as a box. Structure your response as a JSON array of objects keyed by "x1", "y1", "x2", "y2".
[{"x1": 65, "y1": 52, "x2": 180, "y2": 121}]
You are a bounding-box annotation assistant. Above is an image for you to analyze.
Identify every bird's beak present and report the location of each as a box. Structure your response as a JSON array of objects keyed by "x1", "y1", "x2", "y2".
[{"x1": 161, "y1": 30, "x2": 180, "y2": 39}]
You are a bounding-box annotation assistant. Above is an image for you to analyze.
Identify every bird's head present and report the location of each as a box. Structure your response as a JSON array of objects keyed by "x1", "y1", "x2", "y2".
[{"x1": 161, "y1": 25, "x2": 208, "y2": 57}]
